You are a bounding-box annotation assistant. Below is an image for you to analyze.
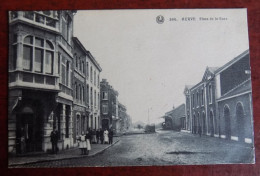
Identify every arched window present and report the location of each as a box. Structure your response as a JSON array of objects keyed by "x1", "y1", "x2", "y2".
[{"x1": 23, "y1": 36, "x2": 33, "y2": 70}]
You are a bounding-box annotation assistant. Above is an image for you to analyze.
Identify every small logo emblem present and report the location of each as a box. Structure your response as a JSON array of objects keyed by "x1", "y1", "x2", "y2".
[{"x1": 156, "y1": 15, "x2": 164, "y2": 24}]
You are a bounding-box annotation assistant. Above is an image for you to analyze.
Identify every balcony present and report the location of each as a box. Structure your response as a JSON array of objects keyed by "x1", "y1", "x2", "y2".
[
  {"x1": 59, "y1": 83, "x2": 73, "y2": 96},
  {"x1": 9, "y1": 70, "x2": 59, "y2": 91},
  {"x1": 58, "y1": 35, "x2": 73, "y2": 55},
  {"x1": 9, "y1": 11, "x2": 59, "y2": 33}
]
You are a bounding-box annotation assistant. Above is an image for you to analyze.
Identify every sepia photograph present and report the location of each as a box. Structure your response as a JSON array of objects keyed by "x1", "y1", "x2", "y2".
[{"x1": 8, "y1": 9, "x2": 255, "y2": 167}]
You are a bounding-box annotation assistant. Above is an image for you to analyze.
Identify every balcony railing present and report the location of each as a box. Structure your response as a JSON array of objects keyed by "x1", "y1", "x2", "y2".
[
  {"x1": 59, "y1": 83, "x2": 73, "y2": 96},
  {"x1": 59, "y1": 35, "x2": 73, "y2": 54}
]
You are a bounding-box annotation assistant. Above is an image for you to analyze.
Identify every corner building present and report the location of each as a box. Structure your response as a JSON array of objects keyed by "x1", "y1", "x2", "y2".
[{"x1": 8, "y1": 11, "x2": 76, "y2": 154}]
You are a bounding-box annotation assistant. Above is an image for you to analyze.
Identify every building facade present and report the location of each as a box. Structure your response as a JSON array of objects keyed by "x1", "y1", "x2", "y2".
[
  {"x1": 164, "y1": 104, "x2": 186, "y2": 131},
  {"x1": 8, "y1": 10, "x2": 103, "y2": 155},
  {"x1": 184, "y1": 50, "x2": 253, "y2": 144},
  {"x1": 8, "y1": 10, "x2": 76, "y2": 154},
  {"x1": 100, "y1": 79, "x2": 119, "y2": 132}
]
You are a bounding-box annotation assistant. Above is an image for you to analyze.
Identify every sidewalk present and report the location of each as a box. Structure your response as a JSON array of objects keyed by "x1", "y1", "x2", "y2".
[{"x1": 8, "y1": 137, "x2": 120, "y2": 167}]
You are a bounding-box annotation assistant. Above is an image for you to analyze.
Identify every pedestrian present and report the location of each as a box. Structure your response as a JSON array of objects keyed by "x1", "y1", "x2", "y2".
[
  {"x1": 50, "y1": 127, "x2": 59, "y2": 154},
  {"x1": 79, "y1": 132, "x2": 87, "y2": 155},
  {"x1": 96, "y1": 129, "x2": 100, "y2": 144},
  {"x1": 89, "y1": 129, "x2": 93, "y2": 144},
  {"x1": 92, "y1": 129, "x2": 97, "y2": 144},
  {"x1": 100, "y1": 128, "x2": 104, "y2": 144},
  {"x1": 198, "y1": 126, "x2": 202, "y2": 137},
  {"x1": 85, "y1": 130, "x2": 91, "y2": 155},
  {"x1": 104, "y1": 128, "x2": 109, "y2": 144},
  {"x1": 108, "y1": 128, "x2": 114, "y2": 144}
]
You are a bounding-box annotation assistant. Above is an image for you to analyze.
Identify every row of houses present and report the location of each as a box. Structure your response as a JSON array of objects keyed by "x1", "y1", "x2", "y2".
[
  {"x1": 8, "y1": 10, "x2": 131, "y2": 155},
  {"x1": 163, "y1": 50, "x2": 254, "y2": 145}
]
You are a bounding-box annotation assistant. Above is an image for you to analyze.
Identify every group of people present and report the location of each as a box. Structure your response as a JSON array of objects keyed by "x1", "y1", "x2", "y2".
[
  {"x1": 50, "y1": 127, "x2": 115, "y2": 155},
  {"x1": 78, "y1": 128, "x2": 114, "y2": 155}
]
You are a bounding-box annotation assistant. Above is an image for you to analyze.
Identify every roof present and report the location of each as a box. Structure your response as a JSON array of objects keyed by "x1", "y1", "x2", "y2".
[
  {"x1": 165, "y1": 104, "x2": 185, "y2": 119},
  {"x1": 208, "y1": 67, "x2": 219, "y2": 73},
  {"x1": 217, "y1": 78, "x2": 252, "y2": 101},
  {"x1": 215, "y1": 49, "x2": 249, "y2": 75}
]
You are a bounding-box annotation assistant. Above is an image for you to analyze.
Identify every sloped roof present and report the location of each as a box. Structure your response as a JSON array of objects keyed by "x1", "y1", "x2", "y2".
[
  {"x1": 165, "y1": 104, "x2": 185, "y2": 119},
  {"x1": 217, "y1": 78, "x2": 252, "y2": 101},
  {"x1": 208, "y1": 67, "x2": 219, "y2": 73}
]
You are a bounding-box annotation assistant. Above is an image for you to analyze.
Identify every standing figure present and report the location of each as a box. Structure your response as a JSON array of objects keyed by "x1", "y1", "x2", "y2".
[
  {"x1": 92, "y1": 129, "x2": 97, "y2": 144},
  {"x1": 96, "y1": 129, "x2": 100, "y2": 144},
  {"x1": 79, "y1": 132, "x2": 87, "y2": 155},
  {"x1": 85, "y1": 130, "x2": 92, "y2": 155},
  {"x1": 104, "y1": 128, "x2": 109, "y2": 144},
  {"x1": 108, "y1": 128, "x2": 114, "y2": 144},
  {"x1": 89, "y1": 129, "x2": 93, "y2": 144},
  {"x1": 50, "y1": 127, "x2": 59, "y2": 154},
  {"x1": 100, "y1": 128, "x2": 104, "y2": 144}
]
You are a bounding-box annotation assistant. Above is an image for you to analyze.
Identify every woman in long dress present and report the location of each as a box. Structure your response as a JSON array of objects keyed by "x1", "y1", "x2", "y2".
[
  {"x1": 85, "y1": 130, "x2": 91, "y2": 155},
  {"x1": 79, "y1": 132, "x2": 87, "y2": 155},
  {"x1": 104, "y1": 129, "x2": 109, "y2": 144}
]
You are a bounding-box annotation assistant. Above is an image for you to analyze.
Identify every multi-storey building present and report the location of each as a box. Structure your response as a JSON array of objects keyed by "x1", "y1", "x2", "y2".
[
  {"x1": 184, "y1": 50, "x2": 253, "y2": 144},
  {"x1": 215, "y1": 50, "x2": 253, "y2": 144},
  {"x1": 72, "y1": 37, "x2": 87, "y2": 145},
  {"x1": 72, "y1": 37, "x2": 102, "y2": 141},
  {"x1": 86, "y1": 50, "x2": 102, "y2": 131},
  {"x1": 100, "y1": 79, "x2": 119, "y2": 131},
  {"x1": 8, "y1": 10, "x2": 76, "y2": 154}
]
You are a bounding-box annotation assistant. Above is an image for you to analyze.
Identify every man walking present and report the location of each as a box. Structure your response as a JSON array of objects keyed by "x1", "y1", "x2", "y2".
[
  {"x1": 100, "y1": 128, "x2": 104, "y2": 144},
  {"x1": 50, "y1": 127, "x2": 59, "y2": 154}
]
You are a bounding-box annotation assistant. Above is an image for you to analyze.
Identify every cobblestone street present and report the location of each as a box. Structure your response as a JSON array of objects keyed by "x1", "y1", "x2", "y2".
[{"x1": 12, "y1": 130, "x2": 254, "y2": 167}]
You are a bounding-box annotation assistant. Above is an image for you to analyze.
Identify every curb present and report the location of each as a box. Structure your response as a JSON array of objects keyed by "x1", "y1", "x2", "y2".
[{"x1": 9, "y1": 140, "x2": 120, "y2": 167}]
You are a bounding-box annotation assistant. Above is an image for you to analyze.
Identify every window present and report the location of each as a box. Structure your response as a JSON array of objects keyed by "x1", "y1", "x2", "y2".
[
  {"x1": 75, "y1": 56, "x2": 78, "y2": 68},
  {"x1": 91, "y1": 87, "x2": 93, "y2": 106},
  {"x1": 98, "y1": 93, "x2": 100, "y2": 108},
  {"x1": 102, "y1": 104, "x2": 108, "y2": 114},
  {"x1": 34, "y1": 48, "x2": 43, "y2": 72},
  {"x1": 75, "y1": 82, "x2": 77, "y2": 99},
  {"x1": 102, "y1": 91, "x2": 108, "y2": 100},
  {"x1": 82, "y1": 86, "x2": 85, "y2": 102},
  {"x1": 45, "y1": 51, "x2": 53, "y2": 74},
  {"x1": 94, "y1": 71, "x2": 96, "y2": 86},
  {"x1": 86, "y1": 62, "x2": 89, "y2": 78},
  {"x1": 98, "y1": 74, "x2": 100, "y2": 87},
  {"x1": 82, "y1": 62, "x2": 85, "y2": 74},
  {"x1": 87, "y1": 85, "x2": 89, "y2": 104},
  {"x1": 79, "y1": 85, "x2": 81, "y2": 101},
  {"x1": 209, "y1": 85, "x2": 212, "y2": 104},
  {"x1": 66, "y1": 61, "x2": 70, "y2": 86},
  {"x1": 197, "y1": 91, "x2": 199, "y2": 107},
  {"x1": 94, "y1": 91, "x2": 96, "y2": 107},
  {"x1": 192, "y1": 93, "x2": 195, "y2": 108},
  {"x1": 76, "y1": 115, "x2": 80, "y2": 136},
  {"x1": 90, "y1": 66, "x2": 93, "y2": 82},
  {"x1": 22, "y1": 36, "x2": 54, "y2": 74}
]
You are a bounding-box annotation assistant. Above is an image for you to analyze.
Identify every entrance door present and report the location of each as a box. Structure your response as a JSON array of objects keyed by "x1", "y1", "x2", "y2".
[
  {"x1": 16, "y1": 113, "x2": 34, "y2": 154},
  {"x1": 102, "y1": 119, "x2": 109, "y2": 130}
]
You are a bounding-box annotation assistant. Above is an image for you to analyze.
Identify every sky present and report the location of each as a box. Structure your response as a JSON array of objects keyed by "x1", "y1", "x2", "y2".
[{"x1": 73, "y1": 9, "x2": 249, "y2": 124}]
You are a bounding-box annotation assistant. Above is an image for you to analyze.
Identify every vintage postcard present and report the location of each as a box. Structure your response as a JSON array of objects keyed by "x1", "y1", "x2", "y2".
[{"x1": 8, "y1": 9, "x2": 254, "y2": 167}]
